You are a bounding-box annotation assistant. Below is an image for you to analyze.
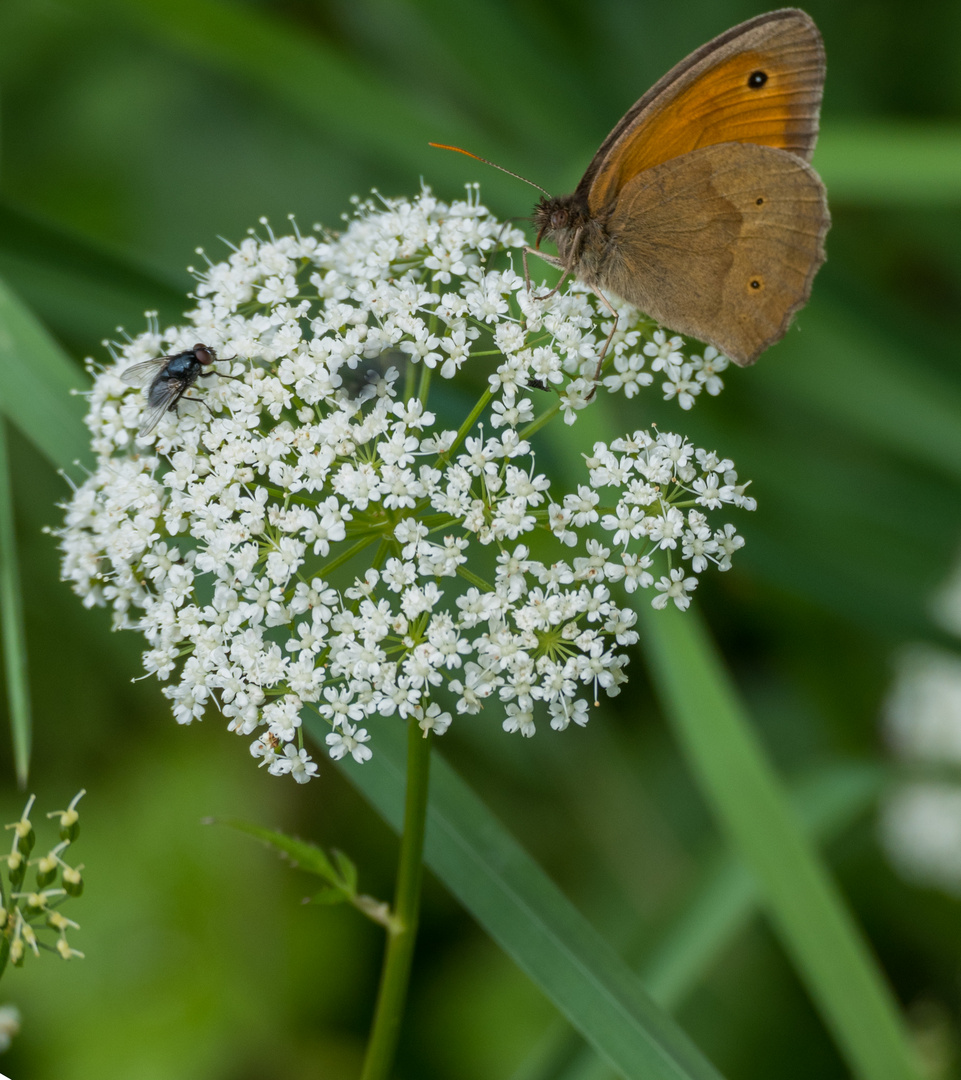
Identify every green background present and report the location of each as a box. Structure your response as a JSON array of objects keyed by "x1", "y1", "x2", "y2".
[{"x1": 1, "y1": 1, "x2": 960, "y2": 1078}]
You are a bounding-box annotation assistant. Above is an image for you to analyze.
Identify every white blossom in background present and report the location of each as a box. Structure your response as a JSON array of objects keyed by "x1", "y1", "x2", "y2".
[
  {"x1": 880, "y1": 638, "x2": 961, "y2": 894},
  {"x1": 58, "y1": 186, "x2": 753, "y2": 782},
  {"x1": 880, "y1": 784, "x2": 961, "y2": 896},
  {"x1": 883, "y1": 646, "x2": 961, "y2": 764}
]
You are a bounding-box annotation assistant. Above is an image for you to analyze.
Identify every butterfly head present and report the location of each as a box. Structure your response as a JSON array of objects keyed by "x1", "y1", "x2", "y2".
[{"x1": 532, "y1": 194, "x2": 588, "y2": 251}]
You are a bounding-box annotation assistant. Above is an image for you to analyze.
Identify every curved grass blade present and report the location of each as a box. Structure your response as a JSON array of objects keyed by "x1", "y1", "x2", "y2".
[
  {"x1": 328, "y1": 715, "x2": 727, "y2": 1080},
  {"x1": 544, "y1": 762, "x2": 886, "y2": 1080},
  {"x1": 0, "y1": 276, "x2": 90, "y2": 468},
  {"x1": 637, "y1": 604, "x2": 921, "y2": 1080}
]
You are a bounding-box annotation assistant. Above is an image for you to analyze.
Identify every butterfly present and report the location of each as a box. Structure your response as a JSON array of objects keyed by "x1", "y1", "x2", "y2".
[{"x1": 438, "y1": 8, "x2": 829, "y2": 370}]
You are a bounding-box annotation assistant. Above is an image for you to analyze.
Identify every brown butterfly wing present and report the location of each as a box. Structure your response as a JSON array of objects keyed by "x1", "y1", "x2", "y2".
[
  {"x1": 582, "y1": 9, "x2": 825, "y2": 215},
  {"x1": 595, "y1": 142, "x2": 829, "y2": 365}
]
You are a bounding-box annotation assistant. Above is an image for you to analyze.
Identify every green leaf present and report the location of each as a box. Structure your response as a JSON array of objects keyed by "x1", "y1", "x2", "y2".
[
  {"x1": 332, "y1": 849, "x2": 359, "y2": 894},
  {"x1": 637, "y1": 604, "x2": 921, "y2": 1080},
  {"x1": 216, "y1": 817, "x2": 341, "y2": 882},
  {"x1": 311, "y1": 885, "x2": 352, "y2": 907},
  {"x1": 0, "y1": 276, "x2": 91, "y2": 468},
  {"x1": 218, "y1": 817, "x2": 398, "y2": 930},
  {"x1": 0, "y1": 420, "x2": 32, "y2": 785}
]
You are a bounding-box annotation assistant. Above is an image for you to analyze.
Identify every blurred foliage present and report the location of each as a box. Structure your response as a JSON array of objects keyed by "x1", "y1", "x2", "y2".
[{"x1": 0, "y1": 1, "x2": 960, "y2": 1078}]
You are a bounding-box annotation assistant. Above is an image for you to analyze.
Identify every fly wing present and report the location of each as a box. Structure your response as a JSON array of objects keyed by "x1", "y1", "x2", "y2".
[
  {"x1": 136, "y1": 381, "x2": 185, "y2": 437},
  {"x1": 120, "y1": 358, "x2": 168, "y2": 388}
]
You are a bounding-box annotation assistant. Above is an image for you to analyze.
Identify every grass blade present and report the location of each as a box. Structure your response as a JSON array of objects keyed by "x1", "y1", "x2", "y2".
[
  {"x1": 329, "y1": 715, "x2": 727, "y2": 1080},
  {"x1": 637, "y1": 603, "x2": 921, "y2": 1080},
  {"x1": 817, "y1": 122, "x2": 961, "y2": 204},
  {"x1": 0, "y1": 421, "x2": 31, "y2": 784},
  {"x1": 515, "y1": 762, "x2": 886, "y2": 1080},
  {"x1": 0, "y1": 276, "x2": 90, "y2": 468}
]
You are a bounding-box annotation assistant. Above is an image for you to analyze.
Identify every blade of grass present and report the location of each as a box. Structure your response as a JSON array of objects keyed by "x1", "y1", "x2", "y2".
[
  {"x1": 0, "y1": 276, "x2": 90, "y2": 468},
  {"x1": 0, "y1": 420, "x2": 31, "y2": 785},
  {"x1": 58, "y1": 0, "x2": 494, "y2": 176},
  {"x1": 817, "y1": 122, "x2": 961, "y2": 204},
  {"x1": 0, "y1": 200, "x2": 187, "y2": 341},
  {"x1": 328, "y1": 714, "x2": 727, "y2": 1080},
  {"x1": 644, "y1": 761, "x2": 886, "y2": 1010},
  {"x1": 637, "y1": 603, "x2": 921, "y2": 1080},
  {"x1": 547, "y1": 762, "x2": 886, "y2": 1080},
  {"x1": 756, "y1": 297, "x2": 961, "y2": 484}
]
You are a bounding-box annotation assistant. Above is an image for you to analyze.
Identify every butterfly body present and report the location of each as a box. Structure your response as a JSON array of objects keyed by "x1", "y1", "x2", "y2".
[{"x1": 531, "y1": 8, "x2": 830, "y2": 366}]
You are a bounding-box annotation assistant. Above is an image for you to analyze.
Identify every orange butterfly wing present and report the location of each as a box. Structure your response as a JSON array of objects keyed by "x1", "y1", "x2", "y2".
[{"x1": 582, "y1": 9, "x2": 825, "y2": 214}]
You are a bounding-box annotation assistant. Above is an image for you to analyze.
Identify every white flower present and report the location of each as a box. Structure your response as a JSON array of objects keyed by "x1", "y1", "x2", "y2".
[
  {"x1": 884, "y1": 647, "x2": 961, "y2": 762},
  {"x1": 416, "y1": 702, "x2": 452, "y2": 737},
  {"x1": 58, "y1": 188, "x2": 753, "y2": 781},
  {"x1": 643, "y1": 331, "x2": 685, "y2": 378},
  {"x1": 326, "y1": 722, "x2": 373, "y2": 763},
  {"x1": 652, "y1": 568, "x2": 698, "y2": 611},
  {"x1": 272, "y1": 743, "x2": 320, "y2": 783}
]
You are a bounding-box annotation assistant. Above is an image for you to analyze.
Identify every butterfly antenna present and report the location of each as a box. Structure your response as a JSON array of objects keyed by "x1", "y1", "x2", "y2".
[{"x1": 429, "y1": 143, "x2": 551, "y2": 198}]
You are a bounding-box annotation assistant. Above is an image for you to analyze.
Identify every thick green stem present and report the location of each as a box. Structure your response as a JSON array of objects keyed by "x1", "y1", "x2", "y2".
[{"x1": 359, "y1": 718, "x2": 432, "y2": 1080}]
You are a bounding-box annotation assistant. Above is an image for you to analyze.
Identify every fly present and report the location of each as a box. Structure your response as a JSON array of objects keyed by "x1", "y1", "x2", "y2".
[{"x1": 120, "y1": 343, "x2": 225, "y2": 437}]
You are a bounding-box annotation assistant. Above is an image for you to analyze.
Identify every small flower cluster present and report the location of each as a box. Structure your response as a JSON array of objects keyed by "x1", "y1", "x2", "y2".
[
  {"x1": 603, "y1": 331, "x2": 728, "y2": 411},
  {"x1": 1, "y1": 792, "x2": 85, "y2": 976},
  {"x1": 58, "y1": 187, "x2": 754, "y2": 780}
]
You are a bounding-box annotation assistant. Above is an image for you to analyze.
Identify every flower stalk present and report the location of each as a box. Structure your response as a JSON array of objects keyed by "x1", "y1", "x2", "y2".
[{"x1": 360, "y1": 719, "x2": 432, "y2": 1080}]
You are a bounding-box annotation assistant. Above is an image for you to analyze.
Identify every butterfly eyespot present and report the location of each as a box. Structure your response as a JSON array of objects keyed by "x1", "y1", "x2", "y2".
[
  {"x1": 755, "y1": 197, "x2": 764, "y2": 206},
  {"x1": 747, "y1": 70, "x2": 768, "y2": 88},
  {"x1": 749, "y1": 278, "x2": 764, "y2": 291}
]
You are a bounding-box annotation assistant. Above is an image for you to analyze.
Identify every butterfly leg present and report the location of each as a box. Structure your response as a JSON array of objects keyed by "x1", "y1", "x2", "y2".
[
  {"x1": 523, "y1": 246, "x2": 569, "y2": 301},
  {"x1": 585, "y1": 286, "x2": 621, "y2": 399}
]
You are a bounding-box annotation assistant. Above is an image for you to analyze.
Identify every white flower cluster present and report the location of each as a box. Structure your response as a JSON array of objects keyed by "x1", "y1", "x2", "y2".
[{"x1": 58, "y1": 186, "x2": 753, "y2": 781}]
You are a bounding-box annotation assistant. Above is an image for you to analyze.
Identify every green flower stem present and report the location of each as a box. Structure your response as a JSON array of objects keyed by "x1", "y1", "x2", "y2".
[
  {"x1": 520, "y1": 396, "x2": 562, "y2": 440},
  {"x1": 360, "y1": 718, "x2": 432, "y2": 1080}
]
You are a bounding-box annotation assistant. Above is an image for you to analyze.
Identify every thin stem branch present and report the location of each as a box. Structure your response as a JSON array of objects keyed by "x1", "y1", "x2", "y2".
[{"x1": 359, "y1": 718, "x2": 432, "y2": 1080}]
